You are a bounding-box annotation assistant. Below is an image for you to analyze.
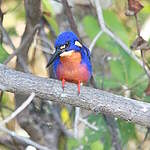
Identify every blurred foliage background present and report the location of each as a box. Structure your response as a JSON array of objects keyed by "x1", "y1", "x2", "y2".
[{"x1": 0, "y1": 0, "x2": 150, "y2": 150}]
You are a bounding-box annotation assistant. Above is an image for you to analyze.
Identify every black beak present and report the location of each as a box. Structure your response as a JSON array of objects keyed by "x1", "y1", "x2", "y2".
[{"x1": 46, "y1": 50, "x2": 63, "y2": 68}]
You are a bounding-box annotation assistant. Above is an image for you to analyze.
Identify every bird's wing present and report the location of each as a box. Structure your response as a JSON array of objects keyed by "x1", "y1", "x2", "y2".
[{"x1": 83, "y1": 45, "x2": 91, "y2": 61}]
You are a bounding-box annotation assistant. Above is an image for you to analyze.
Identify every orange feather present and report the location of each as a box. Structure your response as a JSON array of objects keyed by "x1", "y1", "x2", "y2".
[{"x1": 57, "y1": 52, "x2": 90, "y2": 83}]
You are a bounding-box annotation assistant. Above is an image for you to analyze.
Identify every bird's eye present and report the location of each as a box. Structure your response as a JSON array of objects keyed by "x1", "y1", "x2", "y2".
[
  {"x1": 60, "y1": 45, "x2": 66, "y2": 50},
  {"x1": 59, "y1": 41, "x2": 70, "y2": 50},
  {"x1": 65, "y1": 41, "x2": 70, "y2": 48}
]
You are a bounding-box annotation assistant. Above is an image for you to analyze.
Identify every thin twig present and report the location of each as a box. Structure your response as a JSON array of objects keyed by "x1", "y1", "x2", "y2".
[
  {"x1": 140, "y1": 50, "x2": 150, "y2": 79},
  {"x1": 36, "y1": 36, "x2": 53, "y2": 49},
  {"x1": 95, "y1": 1, "x2": 106, "y2": 30},
  {"x1": 79, "y1": 117, "x2": 98, "y2": 131},
  {"x1": 0, "y1": 20, "x2": 30, "y2": 73},
  {"x1": 61, "y1": 0, "x2": 80, "y2": 38},
  {"x1": 0, "y1": 104, "x2": 13, "y2": 112},
  {"x1": 137, "y1": 128, "x2": 150, "y2": 149},
  {"x1": 3, "y1": 24, "x2": 41, "y2": 65},
  {"x1": 89, "y1": 30, "x2": 103, "y2": 52},
  {"x1": 47, "y1": 101, "x2": 73, "y2": 137},
  {"x1": 35, "y1": 45, "x2": 52, "y2": 54},
  {"x1": 41, "y1": 16, "x2": 57, "y2": 39},
  {"x1": 0, "y1": 21, "x2": 15, "y2": 50},
  {"x1": 0, "y1": 92, "x2": 35, "y2": 126},
  {"x1": 74, "y1": 107, "x2": 80, "y2": 138},
  {"x1": 135, "y1": 14, "x2": 140, "y2": 37},
  {"x1": 0, "y1": 126, "x2": 49, "y2": 150}
]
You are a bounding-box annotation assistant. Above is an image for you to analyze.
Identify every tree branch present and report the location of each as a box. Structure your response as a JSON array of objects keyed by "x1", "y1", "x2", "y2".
[
  {"x1": 61, "y1": 0, "x2": 80, "y2": 38},
  {"x1": 0, "y1": 64, "x2": 150, "y2": 127}
]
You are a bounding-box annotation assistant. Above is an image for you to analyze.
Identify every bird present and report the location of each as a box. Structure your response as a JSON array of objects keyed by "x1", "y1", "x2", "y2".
[{"x1": 46, "y1": 31, "x2": 92, "y2": 94}]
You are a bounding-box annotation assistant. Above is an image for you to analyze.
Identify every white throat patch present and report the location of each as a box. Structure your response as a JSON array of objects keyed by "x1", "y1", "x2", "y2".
[{"x1": 60, "y1": 50, "x2": 75, "y2": 57}]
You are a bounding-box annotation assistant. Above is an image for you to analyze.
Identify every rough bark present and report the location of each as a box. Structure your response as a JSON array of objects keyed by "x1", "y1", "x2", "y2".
[{"x1": 0, "y1": 64, "x2": 150, "y2": 127}]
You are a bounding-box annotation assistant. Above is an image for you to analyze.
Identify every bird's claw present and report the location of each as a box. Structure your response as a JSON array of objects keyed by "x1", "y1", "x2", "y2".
[
  {"x1": 78, "y1": 80, "x2": 81, "y2": 95},
  {"x1": 62, "y1": 79, "x2": 65, "y2": 91}
]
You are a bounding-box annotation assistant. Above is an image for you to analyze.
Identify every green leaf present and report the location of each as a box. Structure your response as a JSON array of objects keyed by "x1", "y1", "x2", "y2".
[
  {"x1": 42, "y1": 0, "x2": 59, "y2": 35},
  {"x1": 118, "y1": 119, "x2": 137, "y2": 145},
  {"x1": 109, "y1": 59, "x2": 126, "y2": 84},
  {"x1": 103, "y1": 10, "x2": 129, "y2": 45},
  {"x1": 82, "y1": 16, "x2": 100, "y2": 39},
  {"x1": 96, "y1": 76, "x2": 121, "y2": 89},
  {"x1": 7, "y1": 27, "x2": 18, "y2": 36},
  {"x1": 140, "y1": 5, "x2": 150, "y2": 14},
  {"x1": 91, "y1": 141, "x2": 104, "y2": 150},
  {"x1": 0, "y1": 45, "x2": 9, "y2": 63},
  {"x1": 1, "y1": 92, "x2": 15, "y2": 118},
  {"x1": 132, "y1": 79, "x2": 148, "y2": 98},
  {"x1": 127, "y1": 59, "x2": 145, "y2": 86},
  {"x1": 85, "y1": 114, "x2": 112, "y2": 150},
  {"x1": 143, "y1": 95, "x2": 150, "y2": 103},
  {"x1": 83, "y1": 145, "x2": 90, "y2": 150},
  {"x1": 82, "y1": 15, "x2": 120, "y2": 54},
  {"x1": 67, "y1": 138, "x2": 80, "y2": 150},
  {"x1": 119, "y1": 50, "x2": 144, "y2": 86}
]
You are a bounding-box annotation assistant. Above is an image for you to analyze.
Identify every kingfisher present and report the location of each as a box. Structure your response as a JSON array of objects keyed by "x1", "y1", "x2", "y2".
[{"x1": 46, "y1": 31, "x2": 92, "y2": 94}]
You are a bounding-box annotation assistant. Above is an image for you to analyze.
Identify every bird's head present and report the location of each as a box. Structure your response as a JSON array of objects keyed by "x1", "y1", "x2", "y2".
[{"x1": 46, "y1": 31, "x2": 83, "y2": 67}]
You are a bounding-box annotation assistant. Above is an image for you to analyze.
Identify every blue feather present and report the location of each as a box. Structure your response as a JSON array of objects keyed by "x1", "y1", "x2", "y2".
[{"x1": 53, "y1": 31, "x2": 92, "y2": 79}]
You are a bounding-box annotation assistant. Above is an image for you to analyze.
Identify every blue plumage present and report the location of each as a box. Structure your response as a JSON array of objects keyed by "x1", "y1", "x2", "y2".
[
  {"x1": 53, "y1": 31, "x2": 92, "y2": 77},
  {"x1": 46, "y1": 31, "x2": 92, "y2": 93}
]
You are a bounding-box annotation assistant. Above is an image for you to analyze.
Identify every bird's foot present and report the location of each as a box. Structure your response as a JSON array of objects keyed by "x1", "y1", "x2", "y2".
[
  {"x1": 78, "y1": 80, "x2": 81, "y2": 95},
  {"x1": 62, "y1": 79, "x2": 65, "y2": 91},
  {"x1": 62, "y1": 79, "x2": 82, "y2": 95}
]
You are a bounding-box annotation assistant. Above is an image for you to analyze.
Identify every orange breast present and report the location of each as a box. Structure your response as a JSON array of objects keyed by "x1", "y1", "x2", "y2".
[
  {"x1": 56, "y1": 52, "x2": 90, "y2": 83},
  {"x1": 60, "y1": 51, "x2": 81, "y2": 63}
]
